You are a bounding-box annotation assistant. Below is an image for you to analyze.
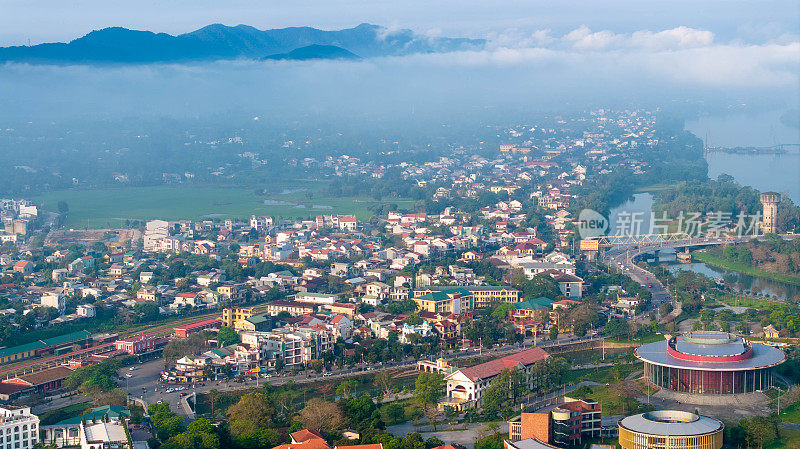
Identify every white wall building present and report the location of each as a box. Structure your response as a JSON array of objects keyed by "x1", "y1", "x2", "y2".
[{"x1": 0, "y1": 406, "x2": 39, "y2": 449}]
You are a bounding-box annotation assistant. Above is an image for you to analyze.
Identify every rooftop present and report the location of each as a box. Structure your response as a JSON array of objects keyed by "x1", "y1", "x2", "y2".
[
  {"x1": 12, "y1": 366, "x2": 74, "y2": 386},
  {"x1": 421, "y1": 285, "x2": 519, "y2": 292},
  {"x1": 619, "y1": 410, "x2": 723, "y2": 436},
  {"x1": 452, "y1": 347, "x2": 549, "y2": 381},
  {"x1": 636, "y1": 334, "x2": 786, "y2": 371},
  {"x1": 84, "y1": 421, "x2": 128, "y2": 444},
  {"x1": 504, "y1": 438, "x2": 558, "y2": 449},
  {"x1": 516, "y1": 297, "x2": 553, "y2": 311}
]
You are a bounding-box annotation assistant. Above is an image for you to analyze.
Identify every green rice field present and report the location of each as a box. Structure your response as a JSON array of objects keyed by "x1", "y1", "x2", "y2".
[{"x1": 33, "y1": 185, "x2": 416, "y2": 229}]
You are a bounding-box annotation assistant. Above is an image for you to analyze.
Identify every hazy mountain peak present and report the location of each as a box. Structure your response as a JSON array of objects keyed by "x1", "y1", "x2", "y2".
[{"x1": 0, "y1": 23, "x2": 484, "y2": 64}]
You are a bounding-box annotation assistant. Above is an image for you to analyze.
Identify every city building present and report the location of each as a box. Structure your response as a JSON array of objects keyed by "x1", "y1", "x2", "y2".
[
  {"x1": 618, "y1": 410, "x2": 723, "y2": 449},
  {"x1": 272, "y1": 429, "x2": 330, "y2": 449},
  {"x1": 636, "y1": 332, "x2": 786, "y2": 395},
  {"x1": 444, "y1": 347, "x2": 549, "y2": 409},
  {"x1": 217, "y1": 283, "x2": 245, "y2": 301},
  {"x1": 264, "y1": 301, "x2": 316, "y2": 317},
  {"x1": 3, "y1": 366, "x2": 75, "y2": 396},
  {"x1": 0, "y1": 406, "x2": 39, "y2": 449},
  {"x1": 173, "y1": 318, "x2": 222, "y2": 338},
  {"x1": 114, "y1": 334, "x2": 167, "y2": 355},
  {"x1": 235, "y1": 314, "x2": 273, "y2": 332},
  {"x1": 222, "y1": 306, "x2": 258, "y2": 327},
  {"x1": 293, "y1": 292, "x2": 339, "y2": 305},
  {"x1": 508, "y1": 398, "x2": 601, "y2": 446},
  {"x1": 413, "y1": 289, "x2": 473, "y2": 315},
  {"x1": 40, "y1": 405, "x2": 131, "y2": 448},
  {"x1": 414, "y1": 286, "x2": 520, "y2": 308},
  {"x1": 79, "y1": 419, "x2": 131, "y2": 449}
]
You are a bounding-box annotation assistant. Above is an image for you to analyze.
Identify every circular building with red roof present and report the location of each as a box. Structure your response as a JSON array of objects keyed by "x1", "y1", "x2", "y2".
[{"x1": 635, "y1": 332, "x2": 786, "y2": 394}]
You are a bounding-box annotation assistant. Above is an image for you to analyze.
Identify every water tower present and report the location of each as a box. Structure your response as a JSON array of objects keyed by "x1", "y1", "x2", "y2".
[{"x1": 760, "y1": 191, "x2": 780, "y2": 234}]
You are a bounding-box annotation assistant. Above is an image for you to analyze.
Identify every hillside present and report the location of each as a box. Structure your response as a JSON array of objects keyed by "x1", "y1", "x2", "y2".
[
  {"x1": 0, "y1": 23, "x2": 484, "y2": 64},
  {"x1": 263, "y1": 44, "x2": 360, "y2": 61}
]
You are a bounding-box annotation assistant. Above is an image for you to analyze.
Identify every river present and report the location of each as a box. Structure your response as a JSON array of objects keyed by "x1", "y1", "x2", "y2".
[
  {"x1": 665, "y1": 256, "x2": 800, "y2": 302},
  {"x1": 686, "y1": 108, "x2": 800, "y2": 203},
  {"x1": 608, "y1": 193, "x2": 800, "y2": 301},
  {"x1": 603, "y1": 108, "x2": 800, "y2": 299},
  {"x1": 608, "y1": 192, "x2": 654, "y2": 235}
]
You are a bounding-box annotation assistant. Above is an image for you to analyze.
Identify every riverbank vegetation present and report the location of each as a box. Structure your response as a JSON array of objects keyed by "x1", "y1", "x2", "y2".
[
  {"x1": 695, "y1": 236, "x2": 800, "y2": 288},
  {"x1": 652, "y1": 174, "x2": 800, "y2": 234}
]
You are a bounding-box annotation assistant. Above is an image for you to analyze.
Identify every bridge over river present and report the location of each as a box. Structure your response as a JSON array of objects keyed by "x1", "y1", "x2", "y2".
[{"x1": 584, "y1": 233, "x2": 755, "y2": 324}]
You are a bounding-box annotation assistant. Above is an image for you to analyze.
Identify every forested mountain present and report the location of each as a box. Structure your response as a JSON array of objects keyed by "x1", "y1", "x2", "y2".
[{"x1": 0, "y1": 23, "x2": 484, "y2": 64}]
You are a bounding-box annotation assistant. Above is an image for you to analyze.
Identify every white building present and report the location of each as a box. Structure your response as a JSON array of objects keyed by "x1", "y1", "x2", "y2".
[
  {"x1": 79, "y1": 420, "x2": 130, "y2": 449},
  {"x1": 77, "y1": 304, "x2": 96, "y2": 318},
  {"x1": 293, "y1": 292, "x2": 338, "y2": 305},
  {"x1": 0, "y1": 406, "x2": 39, "y2": 449},
  {"x1": 444, "y1": 347, "x2": 550, "y2": 410},
  {"x1": 41, "y1": 291, "x2": 66, "y2": 313}
]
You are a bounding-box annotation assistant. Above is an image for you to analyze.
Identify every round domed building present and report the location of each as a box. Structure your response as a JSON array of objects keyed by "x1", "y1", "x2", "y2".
[
  {"x1": 619, "y1": 410, "x2": 724, "y2": 449},
  {"x1": 635, "y1": 331, "x2": 786, "y2": 394}
]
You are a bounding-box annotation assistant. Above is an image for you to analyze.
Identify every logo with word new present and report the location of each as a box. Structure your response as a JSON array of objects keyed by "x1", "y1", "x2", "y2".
[{"x1": 578, "y1": 209, "x2": 608, "y2": 239}]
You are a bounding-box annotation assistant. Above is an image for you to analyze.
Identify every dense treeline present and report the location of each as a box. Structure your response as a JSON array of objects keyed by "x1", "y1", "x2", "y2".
[
  {"x1": 654, "y1": 174, "x2": 800, "y2": 233},
  {"x1": 707, "y1": 235, "x2": 800, "y2": 277},
  {"x1": 571, "y1": 124, "x2": 707, "y2": 216},
  {"x1": 653, "y1": 174, "x2": 762, "y2": 218}
]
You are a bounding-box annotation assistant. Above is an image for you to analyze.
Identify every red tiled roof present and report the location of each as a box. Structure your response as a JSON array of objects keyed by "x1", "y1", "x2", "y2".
[
  {"x1": 174, "y1": 318, "x2": 220, "y2": 330},
  {"x1": 330, "y1": 302, "x2": 355, "y2": 309},
  {"x1": 290, "y1": 429, "x2": 325, "y2": 444},
  {"x1": 274, "y1": 441, "x2": 330, "y2": 449},
  {"x1": 456, "y1": 347, "x2": 549, "y2": 381},
  {"x1": 11, "y1": 366, "x2": 74, "y2": 386},
  {"x1": 336, "y1": 445, "x2": 382, "y2": 449},
  {"x1": 432, "y1": 445, "x2": 462, "y2": 449}
]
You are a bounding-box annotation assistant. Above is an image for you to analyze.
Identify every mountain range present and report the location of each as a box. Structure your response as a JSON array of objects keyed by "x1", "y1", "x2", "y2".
[
  {"x1": 0, "y1": 23, "x2": 484, "y2": 64},
  {"x1": 263, "y1": 44, "x2": 360, "y2": 61}
]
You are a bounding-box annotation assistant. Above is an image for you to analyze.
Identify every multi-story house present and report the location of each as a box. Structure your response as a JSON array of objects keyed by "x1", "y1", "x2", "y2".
[
  {"x1": 444, "y1": 347, "x2": 550, "y2": 410},
  {"x1": 0, "y1": 406, "x2": 39, "y2": 449},
  {"x1": 415, "y1": 286, "x2": 520, "y2": 309},
  {"x1": 508, "y1": 398, "x2": 602, "y2": 447},
  {"x1": 412, "y1": 289, "x2": 473, "y2": 315}
]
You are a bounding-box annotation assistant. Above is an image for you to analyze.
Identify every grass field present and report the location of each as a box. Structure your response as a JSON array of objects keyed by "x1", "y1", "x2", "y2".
[
  {"x1": 562, "y1": 362, "x2": 640, "y2": 386},
  {"x1": 568, "y1": 381, "x2": 654, "y2": 415},
  {"x1": 33, "y1": 185, "x2": 417, "y2": 228},
  {"x1": 766, "y1": 428, "x2": 800, "y2": 449},
  {"x1": 778, "y1": 399, "x2": 800, "y2": 425},
  {"x1": 711, "y1": 291, "x2": 782, "y2": 309}
]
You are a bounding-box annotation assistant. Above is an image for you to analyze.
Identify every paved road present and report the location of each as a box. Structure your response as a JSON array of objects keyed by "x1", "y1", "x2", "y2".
[
  {"x1": 121, "y1": 336, "x2": 603, "y2": 420},
  {"x1": 604, "y1": 246, "x2": 674, "y2": 323},
  {"x1": 602, "y1": 236, "x2": 751, "y2": 315}
]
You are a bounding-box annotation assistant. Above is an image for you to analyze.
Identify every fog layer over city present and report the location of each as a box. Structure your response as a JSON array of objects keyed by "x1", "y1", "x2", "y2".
[{"x1": 0, "y1": 24, "x2": 797, "y2": 125}]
